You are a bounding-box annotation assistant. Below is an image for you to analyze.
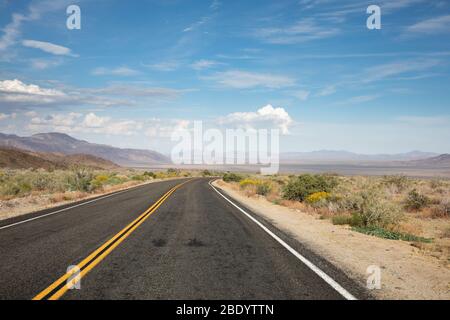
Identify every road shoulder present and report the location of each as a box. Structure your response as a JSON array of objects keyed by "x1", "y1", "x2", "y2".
[{"x1": 213, "y1": 179, "x2": 450, "y2": 300}]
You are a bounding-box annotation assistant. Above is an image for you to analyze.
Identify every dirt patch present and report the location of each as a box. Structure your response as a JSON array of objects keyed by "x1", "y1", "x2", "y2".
[{"x1": 213, "y1": 180, "x2": 450, "y2": 300}]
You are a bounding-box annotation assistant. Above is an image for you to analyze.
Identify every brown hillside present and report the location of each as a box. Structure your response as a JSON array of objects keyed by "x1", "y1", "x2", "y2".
[{"x1": 0, "y1": 147, "x2": 120, "y2": 170}]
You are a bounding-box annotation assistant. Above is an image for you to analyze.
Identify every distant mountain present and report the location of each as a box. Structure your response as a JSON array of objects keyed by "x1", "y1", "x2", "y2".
[
  {"x1": 281, "y1": 150, "x2": 439, "y2": 163},
  {"x1": 0, "y1": 147, "x2": 119, "y2": 170},
  {"x1": 406, "y1": 154, "x2": 450, "y2": 167},
  {"x1": 0, "y1": 133, "x2": 170, "y2": 167}
]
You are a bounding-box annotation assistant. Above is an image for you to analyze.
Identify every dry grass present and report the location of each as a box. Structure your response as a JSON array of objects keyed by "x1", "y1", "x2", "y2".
[
  {"x1": 222, "y1": 173, "x2": 450, "y2": 263},
  {"x1": 0, "y1": 168, "x2": 203, "y2": 221}
]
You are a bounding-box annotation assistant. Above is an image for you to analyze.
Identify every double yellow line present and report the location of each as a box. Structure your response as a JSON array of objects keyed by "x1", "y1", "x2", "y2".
[{"x1": 33, "y1": 180, "x2": 189, "y2": 300}]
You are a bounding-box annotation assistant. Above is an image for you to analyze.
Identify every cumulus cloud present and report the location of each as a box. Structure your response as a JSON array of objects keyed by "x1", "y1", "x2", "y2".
[
  {"x1": 219, "y1": 104, "x2": 293, "y2": 134},
  {"x1": 0, "y1": 79, "x2": 64, "y2": 96},
  {"x1": 0, "y1": 79, "x2": 68, "y2": 105},
  {"x1": 22, "y1": 39, "x2": 76, "y2": 56},
  {"x1": 0, "y1": 79, "x2": 187, "y2": 110},
  {"x1": 145, "y1": 119, "x2": 191, "y2": 138},
  {"x1": 28, "y1": 112, "x2": 141, "y2": 136},
  {"x1": 207, "y1": 70, "x2": 295, "y2": 89}
]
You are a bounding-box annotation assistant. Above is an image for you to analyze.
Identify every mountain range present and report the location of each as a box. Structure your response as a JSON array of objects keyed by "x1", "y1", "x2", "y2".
[
  {"x1": 280, "y1": 150, "x2": 439, "y2": 162},
  {"x1": 0, "y1": 133, "x2": 169, "y2": 167},
  {"x1": 0, "y1": 147, "x2": 119, "y2": 170}
]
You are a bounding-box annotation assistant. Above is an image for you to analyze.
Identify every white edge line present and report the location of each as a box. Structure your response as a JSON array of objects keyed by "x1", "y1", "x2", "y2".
[
  {"x1": 0, "y1": 183, "x2": 149, "y2": 231},
  {"x1": 209, "y1": 180, "x2": 357, "y2": 301}
]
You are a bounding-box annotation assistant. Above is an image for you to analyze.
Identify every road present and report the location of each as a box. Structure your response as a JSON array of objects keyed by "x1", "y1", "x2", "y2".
[{"x1": 0, "y1": 178, "x2": 366, "y2": 300}]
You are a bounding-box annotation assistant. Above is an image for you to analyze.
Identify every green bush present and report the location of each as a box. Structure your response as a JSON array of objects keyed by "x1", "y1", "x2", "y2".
[
  {"x1": 256, "y1": 182, "x2": 272, "y2": 196},
  {"x1": 143, "y1": 171, "x2": 156, "y2": 179},
  {"x1": 67, "y1": 168, "x2": 93, "y2": 192},
  {"x1": 383, "y1": 175, "x2": 410, "y2": 192},
  {"x1": 202, "y1": 170, "x2": 212, "y2": 177},
  {"x1": 166, "y1": 168, "x2": 180, "y2": 177},
  {"x1": 336, "y1": 187, "x2": 403, "y2": 228},
  {"x1": 332, "y1": 213, "x2": 363, "y2": 226},
  {"x1": 405, "y1": 189, "x2": 430, "y2": 211},
  {"x1": 352, "y1": 226, "x2": 432, "y2": 243},
  {"x1": 223, "y1": 172, "x2": 244, "y2": 183},
  {"x1": 282, "y1": 174, "x2": 338, "y2": 202}
]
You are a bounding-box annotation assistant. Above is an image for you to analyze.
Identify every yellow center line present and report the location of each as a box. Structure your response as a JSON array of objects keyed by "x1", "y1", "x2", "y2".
[{"x1": 33, "y1": 180, "x2": 190, "y2": 300}]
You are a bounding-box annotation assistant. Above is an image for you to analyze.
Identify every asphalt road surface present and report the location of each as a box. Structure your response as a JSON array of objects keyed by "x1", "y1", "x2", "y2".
[{"x1": 0, "y1": 178, "x2": 367, "y2": 300}]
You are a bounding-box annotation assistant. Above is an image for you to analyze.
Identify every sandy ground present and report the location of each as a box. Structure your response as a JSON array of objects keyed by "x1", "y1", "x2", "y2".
[
  {"x1": 213, "y1": 180, "x2": 450, "y2": 300},
  {"x1": 0, "y1": 178, "x2": 178, "y2": 222}
]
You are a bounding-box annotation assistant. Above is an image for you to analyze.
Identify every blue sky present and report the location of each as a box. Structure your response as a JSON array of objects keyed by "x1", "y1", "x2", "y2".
[{"x1": 0, "y1": 0, "x2": 449, "y2": 154}]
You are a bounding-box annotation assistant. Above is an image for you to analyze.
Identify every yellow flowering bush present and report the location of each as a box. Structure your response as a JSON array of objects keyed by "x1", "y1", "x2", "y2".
[{"x1": 305, "y1": 191, "x2": 330, "y2": 204}]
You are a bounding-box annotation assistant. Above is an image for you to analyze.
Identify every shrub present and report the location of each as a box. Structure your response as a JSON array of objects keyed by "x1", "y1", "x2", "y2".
[
  {"x1": 306, "y1": 191, "x2": 330, "y2": 204},
  {"x1": 336, "y1": 187, "x2": 403, "y2": 228},
  {"x1": 201, "y1": 170, "x2": 212, "y2": 177},
  {"x1": 352, "y1": 226, "x2": 432, "y2": 243},
  {"x1": 239, "y1": 179, "x2": 259, "y2": 189},
  {"x1": 383, "y1": 175, "x2": 410, "y2": 192},
  {"x1": 223, "y1": 172, "x2": 244, "y2": 183},
  {"x1": 332, "y1": 215, "x2": 352, "y2": 225},
  {"x1": 431, "y1": 199, "x2": 450, "y2": 218},
  {"x1": 31, "y1": 172, "x2": 52, "y2": 191},
  {"x1": 166, "y1": 168, "x2": 180, "y2": 177},
  {"x1": 68, "y1": 168, "x2": 93, "y2": 192},
  {"x1": 332, "y1": 213, "x2": 363, "y2": 226},
  {"x1": 143, "y1": 171, "x2": 156, "y2": 179},
  {"x1": 256, "y1": 182, "x2": 272, "y2": 196},
  {"x1": 404, "y1": 189, "x2": 430, "y2": 211},
  {"x1": 131, "y1": 175, "x2": 145, "y2": 181},
  {"x1": 282, "y1": 174, "x2": 338, "y2": 202}
]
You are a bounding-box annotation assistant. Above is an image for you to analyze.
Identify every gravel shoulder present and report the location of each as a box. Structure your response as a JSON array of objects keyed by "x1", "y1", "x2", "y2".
[{"x1": 213, "y1": 180, "x2": 450, "y2": 300}]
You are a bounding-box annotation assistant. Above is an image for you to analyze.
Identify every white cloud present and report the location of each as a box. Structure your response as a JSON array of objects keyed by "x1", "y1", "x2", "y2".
[
  {"x1": 0, "y1": 79, "x2": 65, "y2": 96},
  {"x1": 190, "y1": 59, "x2": 220, "y2": 70},
  {"x1": 82, "y1": 113, "x2": 110, "y2": 128},
  {"x1": 0, "y1": 113, "x2": 10, "y2": 120},
  {"x1": 145, "y1": 119, "x2": 191, "y2": 138},
  {"x1": 0, "y1": 13, "x2": 25, "y2": 52},
  {"x1": 145, "y1": 61, "x2": 180, "y2": 72},
  {"x1": 30, "y1": 58, "x2": 63, "y2": 70},
  {"x1": 92, "y1": 67, "x2": 139, "y2": 76},
  {"x1": 291, "y1": 90, "x2": 310, "y2": 101},
  {"x1": 0, "y1": 0, "x2": 74, "y2": 56},
  {"x1": 336, "y1": 95, "x2": 379, "y2": 105},
  {"x1": 28, "y1": 112, "x2": 141, "y2": 136},
  {"x1": 208, "y1": 70, "x2": 295, "y2": 89},
  {"x1": 255, "y1": 18, "x2": 340, "y2": 44},
  {"x1": 317, "y1": 85, "x2": 336, "y2": 97},
  {"x1": 25, "y1": 111, "x2": 38, "y2": 117},
  {"x1": 89, "y1": 85, "x2": 186, "y2": 98},
  {"x1": 405, "y1": 15, "x2": 450, "y2": 35},
  {"x1": 219, "y1": 104, "x2": 293, "y2": 134},
  {"x1": 363, "y1": 59, "x2": 440, "y2": 83},
  {"x1": 30, "y1": 112, "x2": 81, "y2": 127},
  {"x1": 0, "y1": 79, "x2": 188, "y2": 110},
  {"x1": 22, "y1": 39, "x2": 75, "y2": 56}
]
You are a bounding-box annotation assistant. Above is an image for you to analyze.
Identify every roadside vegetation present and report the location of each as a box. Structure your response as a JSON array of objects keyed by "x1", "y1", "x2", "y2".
[
  {"x1": 220, "y1": 173, "x2": 450, "y2": 262},
  {"x1": 0, "y1": 167, "x2": 206, "y2": 220}
]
